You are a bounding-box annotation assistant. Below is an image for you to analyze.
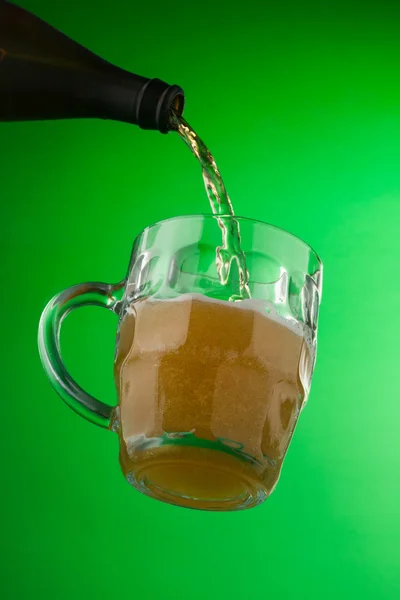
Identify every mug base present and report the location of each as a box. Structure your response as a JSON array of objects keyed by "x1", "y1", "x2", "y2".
[{"x1": 122, "y1": 444, "x2": 268, "y2": 511}]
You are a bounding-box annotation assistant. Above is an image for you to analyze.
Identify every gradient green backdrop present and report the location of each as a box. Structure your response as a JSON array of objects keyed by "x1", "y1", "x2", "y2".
[{"x1": 1, "y1": 0, "x2": 400, "y2": 598}]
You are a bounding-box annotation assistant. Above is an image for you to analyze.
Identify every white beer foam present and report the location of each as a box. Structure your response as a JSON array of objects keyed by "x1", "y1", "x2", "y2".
[
  {"x1": 123, "y1": 293, "x2": 315, "y2": 364},
  {"x1": 146, "y1": 293, "x2": 304, "y2": 337}
]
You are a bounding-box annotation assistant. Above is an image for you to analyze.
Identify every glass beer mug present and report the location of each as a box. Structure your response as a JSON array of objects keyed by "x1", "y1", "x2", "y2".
[{"x1": 38, "y1": 216, "x2": 322, "y2": 511}]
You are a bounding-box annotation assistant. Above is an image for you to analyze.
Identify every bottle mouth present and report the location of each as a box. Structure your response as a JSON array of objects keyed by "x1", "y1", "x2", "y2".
[
  {"x1": 159, "y1": 84, "x2": 184, "y2": 133},
  {"x1": 171, "y1": 91, "x2": 184, "y2": 118},
  {"x1": 136, "y1": 79, "x2": 184, "y2": 133}
]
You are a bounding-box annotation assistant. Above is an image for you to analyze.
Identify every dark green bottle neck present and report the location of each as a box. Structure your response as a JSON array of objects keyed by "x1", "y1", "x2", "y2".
[{"x1": 0, "y1": 2, "x2": 184, "y2": 132}]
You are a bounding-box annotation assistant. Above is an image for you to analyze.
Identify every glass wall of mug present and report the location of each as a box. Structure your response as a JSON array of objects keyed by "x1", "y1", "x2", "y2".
[{"x1": 114, "y1": 215, "x2": 322, "y2": 510}]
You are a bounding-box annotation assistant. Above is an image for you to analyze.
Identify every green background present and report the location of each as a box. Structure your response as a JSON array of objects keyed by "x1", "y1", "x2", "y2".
[{"x1": 1, "y1": 0, "x2": 400, "y2": 598}]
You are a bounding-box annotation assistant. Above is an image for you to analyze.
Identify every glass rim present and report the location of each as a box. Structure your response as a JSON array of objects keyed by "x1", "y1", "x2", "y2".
[{"x1": 141, "y1": 214, "x2": 322, "y2": 265}]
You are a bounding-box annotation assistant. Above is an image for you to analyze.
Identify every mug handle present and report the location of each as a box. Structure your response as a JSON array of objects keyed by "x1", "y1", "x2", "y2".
[{"x1": 38, "y1": 281, "x2": 124, "y2": 429}]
